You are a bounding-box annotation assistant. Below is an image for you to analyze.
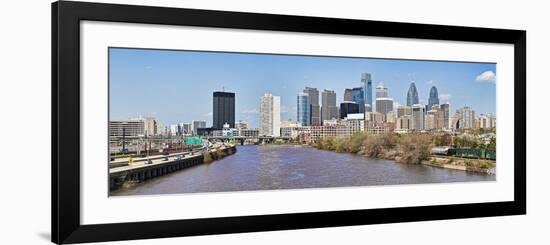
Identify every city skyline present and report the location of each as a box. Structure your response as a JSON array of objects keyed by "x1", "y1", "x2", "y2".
[{"x1": 109, "y1": 48, "x2": 496, "y2": 128}]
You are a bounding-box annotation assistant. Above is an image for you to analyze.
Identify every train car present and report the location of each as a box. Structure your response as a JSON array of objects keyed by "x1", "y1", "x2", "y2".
[
  {"x1": 455, "y1": 148, "x2": 496, "y2": 160},
  {"x1": 431, "y1": 146, "x2": 456, "y2": 156}
]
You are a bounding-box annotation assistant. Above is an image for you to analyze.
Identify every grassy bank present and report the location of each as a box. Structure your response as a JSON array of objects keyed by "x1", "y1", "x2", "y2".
[
  {"x1": 314, "y1": 132, "x2": 436, "y2": 164},
  {"x1": 313, "y1": 132, "x2": 495, "y2": 174}
]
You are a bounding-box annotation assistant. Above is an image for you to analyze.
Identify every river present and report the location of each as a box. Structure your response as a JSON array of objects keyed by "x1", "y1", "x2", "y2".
[{"x1": 111, "y1": 145, "x2": 495, "y2": 196}]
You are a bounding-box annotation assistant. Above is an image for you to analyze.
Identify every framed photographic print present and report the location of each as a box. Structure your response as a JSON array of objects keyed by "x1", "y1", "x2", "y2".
[{"x1": 52, "y1": 1, "x2": 526, "y2": 244}]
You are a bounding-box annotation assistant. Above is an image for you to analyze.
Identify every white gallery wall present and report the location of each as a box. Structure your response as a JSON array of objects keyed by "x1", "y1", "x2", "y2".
[{"x1": 0, "y1": 0, "x2": 547, "y2": 244}]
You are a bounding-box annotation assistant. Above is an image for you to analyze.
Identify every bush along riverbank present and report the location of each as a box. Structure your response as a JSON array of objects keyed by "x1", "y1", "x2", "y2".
[{"x1": 313, "y1": 132, "x2": 495, "y2": 174}]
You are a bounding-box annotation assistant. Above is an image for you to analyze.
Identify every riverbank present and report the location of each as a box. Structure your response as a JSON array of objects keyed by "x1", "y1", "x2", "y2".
[
  {"x1": 312, "y1": 133, "x2": 495, "y2": 175},
  {"x1": 421, "y1": 156, "x2": 495, "y2": 174}
]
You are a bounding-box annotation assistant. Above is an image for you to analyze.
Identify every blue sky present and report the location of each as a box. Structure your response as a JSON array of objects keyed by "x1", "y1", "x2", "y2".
[{"x1": 109, "y1": 48, "x2": 496, "y2": 128}]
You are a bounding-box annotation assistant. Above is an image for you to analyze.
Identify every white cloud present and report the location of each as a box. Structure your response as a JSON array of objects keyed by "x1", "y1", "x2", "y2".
[
  {"x1": 476, "y1": 70, "x2": 496, "y2": 83},
  {"x1": 439, "y1": 93, "x2": 452, "y2": 101},
  {"x1": 242, "y1": 109, "x2": 259, "y2": 114}
]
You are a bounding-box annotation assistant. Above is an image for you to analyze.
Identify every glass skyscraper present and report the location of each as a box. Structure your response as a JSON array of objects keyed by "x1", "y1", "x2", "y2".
[
  {"x1": 428, "y1": 86, "x2": 440, "y2": 110},
  {"x1": 361, "y1": 73, "x2": 372, "y2": 111},
  {"x1": 406, "y1": 82, "x2": 419, "y2": 106},
  {"x1": 297, "y1": 92, "x2": 311, "y2": 126},
  {"x1": 351, "y1": 87, "x2": 365, "y2": 113}
]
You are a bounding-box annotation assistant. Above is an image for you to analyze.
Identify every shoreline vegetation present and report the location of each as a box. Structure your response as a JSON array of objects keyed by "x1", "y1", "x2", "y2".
[
  {"x1": 310, "y1": 132, "x2": 495, "y2": 174},
  {"x1": 203, "y1": 145, "x2": 236, "y2": 163}
]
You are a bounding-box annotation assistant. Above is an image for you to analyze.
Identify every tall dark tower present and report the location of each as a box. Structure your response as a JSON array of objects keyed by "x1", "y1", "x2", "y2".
[
  {"x1": 213, "y1": 91, "x2": 235, "y2": 129},
  {"x1": 406, "y1": 82, "x2": 419, "y2": 106},
  {"x1": 428, "y1": 86, "x2": 440, "y2": 110}
]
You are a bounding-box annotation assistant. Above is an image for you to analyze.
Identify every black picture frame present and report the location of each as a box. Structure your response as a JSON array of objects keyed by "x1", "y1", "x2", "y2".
[{"x1": 52, "y1": 1, "x2": 526, "y2": 244}]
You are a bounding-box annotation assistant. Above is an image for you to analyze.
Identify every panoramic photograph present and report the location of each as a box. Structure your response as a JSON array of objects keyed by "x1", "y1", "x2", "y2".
[{"x1": 108, "y1": 47, "x2": 497, "y2": 196}]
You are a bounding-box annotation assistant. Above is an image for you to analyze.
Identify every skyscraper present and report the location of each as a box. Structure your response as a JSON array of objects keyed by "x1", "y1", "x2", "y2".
[
  {"x1": 361, "y1": 73, "x2": 373, "y2": 111},
  {"x1": 406, "y1": 82, "x2": 419, "y2": 106},
  {"x1": 375, "y1": 82, "x2": 393, "y2": 122},
  {"x1": 259, "y1": 93, "x2": 281, "y2": 137},
  {"x1": 351, "y1": 87, "x2": 365, "y2": 113},
  {"x1": 411, "y1": 104, "x2": 425, "y2": 130},
  {"x1": 375, "y1": 82, "x2": 388, "y2": 98},
  {"x1": 439, "y1": 103, "x2": 451, "y2": 129},
  {"x1": 428, "y1": 86, "x2": 440, "y2": 110},
  {"x1": 303, "y1": 87, "x2": 321, "y2": 125},
  {"x1": 297, "y1": 92, "x2": 311, "y2": 126},
  {"x1": 343, "y1": 88, "x2": 353, "y2": 101},
  {"x1": 457, "y1": 106, "x2": 475, "y2": 129},
  {"x1": 376, "y1": 98, "x2": 394, "y2": 119},
  {"x1": 321, "y1": 89, "x2": 339, "y2": 123},
  {"x1": 213, "y1": 91, "x2": 235, "y2": 129}
]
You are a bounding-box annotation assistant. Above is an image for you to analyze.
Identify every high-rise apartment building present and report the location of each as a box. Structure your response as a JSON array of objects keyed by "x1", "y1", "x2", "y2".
[
  {"x1": 457, "y1": 106, "x2": 475, "y2": 129},
  {"x1": 259, "y1": 93, "x2": 281, "y2": 137}
]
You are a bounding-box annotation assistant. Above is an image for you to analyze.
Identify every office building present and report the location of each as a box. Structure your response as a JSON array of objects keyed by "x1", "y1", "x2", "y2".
[
  {"x1": 375, "y1": 82, "x2": 388, "y2": 98},
  {"x1": 366, "y1": 111, "x2": 384, "y2": 123},
  {"x1": 303, "y1": 87, "x2": 321, "y2": 125},
  {"x1": 396, "y1": 115, "x2": 412, "y2": 130},
  {"x1": 407, "y1": 82, "x2": 419, "y2": 106},
  {"x1": 109, "y1": 119, "x2": 146, "y2": 138},
  {"x1": 397, "y1": 105, "x2": 412, "y2": 118},
  {"x1": 351, "y1": 87, "x2": 365, "y2": 113},
  {"x1": 297, "y1": 92, "x2": 311, "y2": 126},
  {"x1": 339, "y1": 101, "x2": 359, "y2": 119},
  {"x1": 428, "y1": 86, "x2": 440, "y2": 110},
  {"x1": 192, "y1": 120, "x2": 206, "y2": 135},
  {"x1": 321, "y1": 89, "x2": 339, "y2": 123},
  {"x1": 440, "y1": 103, "x2": 451, "y2": 129},
  {"x1": 411, "y1": 104, "x2": 425, "y2": 130},
  {"x1": 180, "y1": 122, "x2": 192, "y2": 135},
  {"x1": 343, "y1": 88, "x2": 353, "y2": 101},
  {"x1": 479, "y1": 114, "x2": 496, "y2": 128},
  {"x1": 213, "y1": 91, "x2": 235, "y2": 129},
  {"x1": 361, "y1": 73, "x2": 373, "y2": 112},
  {"x1": 235, "y1": 120, "x2": 249, "y2": 129}
]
